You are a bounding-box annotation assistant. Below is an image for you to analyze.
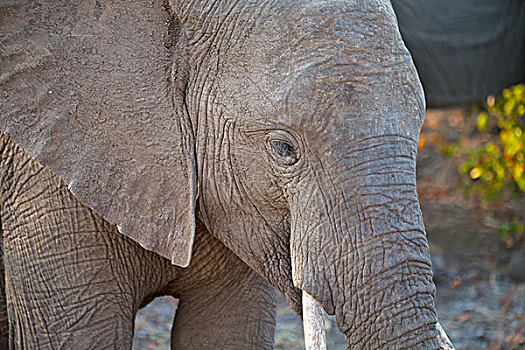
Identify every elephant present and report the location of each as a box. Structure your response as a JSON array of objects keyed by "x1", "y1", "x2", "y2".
[
  {"x1": 391, "y1": 0, "x2": 525, "y2": 107},
  {"x1": 0, "y1": 0, "x2": 447, "y2": 348}
]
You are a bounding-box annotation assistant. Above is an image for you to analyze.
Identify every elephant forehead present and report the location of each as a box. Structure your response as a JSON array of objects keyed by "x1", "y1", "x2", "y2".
[
  {"x1": 235, "y1": 0, "x2": 408, "y2": 73},
  {"x1": 283, "y1": 0, "x2": 405, "y2": 62},
  {"x1": 215, "y1": 5, "x2": 423, "y2": 146}
]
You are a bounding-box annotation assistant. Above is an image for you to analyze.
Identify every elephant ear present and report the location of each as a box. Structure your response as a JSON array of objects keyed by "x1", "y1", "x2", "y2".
[{"x1": 0, "y1": 0, "x2": 196, "y2": 266}]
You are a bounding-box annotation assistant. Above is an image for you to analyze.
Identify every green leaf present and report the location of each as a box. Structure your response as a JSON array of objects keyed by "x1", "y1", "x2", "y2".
[
  {"x1": 477, "y1": 112, "x2": 488, "y2": 132},
  {"x1": 498, "y1": 221, "x2": 510, "y2": 236}
]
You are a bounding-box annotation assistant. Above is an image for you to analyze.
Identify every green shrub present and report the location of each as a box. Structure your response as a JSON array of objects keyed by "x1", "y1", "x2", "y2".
[
  {"x1": 459, "y1": 84, "x2": 524, "y2": 246},
  {"x1": 459, "y1": 84, "x2": 525, "y2": 199}
]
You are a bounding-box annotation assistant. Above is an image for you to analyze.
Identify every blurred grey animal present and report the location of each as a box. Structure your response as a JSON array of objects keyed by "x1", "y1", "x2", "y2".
[{"x1": 392, "y1": 0, "x2": 525, "y2": 106}]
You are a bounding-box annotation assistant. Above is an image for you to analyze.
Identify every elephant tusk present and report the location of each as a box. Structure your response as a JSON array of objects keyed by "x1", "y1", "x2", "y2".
[
  {"x1": 302, "y1": 291, "x2": 327, "y2": 350},
  {"x1": 437, "y1": 322, "x2": 455, "y2": 349}
]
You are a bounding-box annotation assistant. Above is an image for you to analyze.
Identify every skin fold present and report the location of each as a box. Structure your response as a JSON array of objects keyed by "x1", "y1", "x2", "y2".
[{"x1": 0, "y1": 0, "x2": 440, "y2": 348}]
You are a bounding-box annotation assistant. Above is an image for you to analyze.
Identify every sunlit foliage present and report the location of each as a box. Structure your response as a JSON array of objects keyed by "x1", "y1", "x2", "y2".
[
  {"x1": 460, "y1": 84, "x2": 525, "y2": 199},
  {"x1": 459, "y1": 84, "x2": 525, "y2": 245}
]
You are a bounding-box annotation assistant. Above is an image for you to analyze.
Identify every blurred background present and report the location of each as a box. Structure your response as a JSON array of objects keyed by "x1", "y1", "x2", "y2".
[{"x1": 134, "y1": 1, "x2": 525, "y2": 349}]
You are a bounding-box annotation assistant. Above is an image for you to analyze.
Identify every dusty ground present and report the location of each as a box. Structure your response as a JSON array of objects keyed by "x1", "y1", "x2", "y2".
[{"x1": 133, "y1": 108, "x2": 525, "y2": 349}]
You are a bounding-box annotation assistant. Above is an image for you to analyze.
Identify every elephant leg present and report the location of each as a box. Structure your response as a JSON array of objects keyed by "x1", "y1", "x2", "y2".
[
  {"x1": 170, "y1": 225, "x2": 277, "y2": 350},
  {"x1": 0, "y1": 136, "x2": 178, "y2": 349}
]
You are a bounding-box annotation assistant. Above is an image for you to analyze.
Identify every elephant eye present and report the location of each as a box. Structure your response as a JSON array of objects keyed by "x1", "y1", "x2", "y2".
[{"x1": 270, "y1": 139, "x2": 298, "y2": 166}]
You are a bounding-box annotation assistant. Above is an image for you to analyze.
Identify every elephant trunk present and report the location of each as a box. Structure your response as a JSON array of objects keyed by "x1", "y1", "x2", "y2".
[{"x1": 290, "y1": 136, "x2": 440, "y2": 349}]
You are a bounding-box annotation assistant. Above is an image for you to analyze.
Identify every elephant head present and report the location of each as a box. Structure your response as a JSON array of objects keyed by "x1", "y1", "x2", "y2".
[{"x1": 1, "y1": 0, "x2": 441, "y2": 348}]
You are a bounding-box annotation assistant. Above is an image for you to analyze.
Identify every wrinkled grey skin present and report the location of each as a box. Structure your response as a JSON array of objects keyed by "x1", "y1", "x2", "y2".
[{"x1": 0, "y1": 0, "x2": 439, "y2": 349}]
